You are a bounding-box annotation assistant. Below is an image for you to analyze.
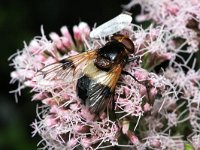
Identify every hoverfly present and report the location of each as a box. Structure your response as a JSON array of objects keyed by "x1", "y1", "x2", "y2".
[{"x1": 38, "y1": 14, "x2": 138, "y2": 114}]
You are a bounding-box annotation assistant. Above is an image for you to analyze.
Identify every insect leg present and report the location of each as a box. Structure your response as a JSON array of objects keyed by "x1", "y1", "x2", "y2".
[
  {"x1": 121, "y1": 70, "x2": 142, "y2": 84},
  {"x1": 127, "y1": 55, "x2": 140, "y2": 63},
  {"x1": 121, "y1": 70, "x2": 152, "y2": 102}
]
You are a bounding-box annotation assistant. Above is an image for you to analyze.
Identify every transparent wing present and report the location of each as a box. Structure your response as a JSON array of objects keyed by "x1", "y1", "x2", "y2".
[{"x1": 36, "y1": 50, "x2": 97, "y2": 83}]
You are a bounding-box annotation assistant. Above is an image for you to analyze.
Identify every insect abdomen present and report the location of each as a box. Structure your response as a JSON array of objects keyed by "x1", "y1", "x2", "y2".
[
  {"x1": 76, "y1": 75, "x2": 113, "y2": 113},
  {"x1": 76, "y1": 75, "x2": 91, "y2": 102}
]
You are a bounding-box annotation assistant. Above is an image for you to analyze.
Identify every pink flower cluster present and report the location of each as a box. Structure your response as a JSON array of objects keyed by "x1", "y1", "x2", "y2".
[
  {"x1": 126, "y1": 0, "x2": 200, "y2": 52},
  {"x1": 9, "y1": 0, "x2": 200, "y2": 149}
]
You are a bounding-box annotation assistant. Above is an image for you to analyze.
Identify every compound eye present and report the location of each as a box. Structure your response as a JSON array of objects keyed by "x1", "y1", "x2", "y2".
[{"x1": 111, "y1": 34, "x2": 135, "y2": 54}]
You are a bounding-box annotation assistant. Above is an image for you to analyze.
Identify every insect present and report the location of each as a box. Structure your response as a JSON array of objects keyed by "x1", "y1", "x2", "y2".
[
  {"x1": 38, "y1": 34, "x2": 137, "y2": 114},
  {"x1": 38, "y1": 13, "x2": 138, "y2": 114}
]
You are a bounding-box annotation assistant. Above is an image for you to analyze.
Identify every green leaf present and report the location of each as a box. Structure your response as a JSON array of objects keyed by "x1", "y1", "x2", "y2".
[{"x1": 184, "y1": 143, "x2": 194, "y2": 150}]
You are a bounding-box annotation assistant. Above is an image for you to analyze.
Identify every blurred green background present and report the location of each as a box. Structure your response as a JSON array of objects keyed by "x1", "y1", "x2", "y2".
[{"x1": 0, "y1": 0, "x2": 139, "y2": 149}]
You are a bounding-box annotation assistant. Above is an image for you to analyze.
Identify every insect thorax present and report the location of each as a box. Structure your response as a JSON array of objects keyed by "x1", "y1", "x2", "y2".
[{"x1": 94, "y1": 40, "x2": 128, "y2": 71}]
